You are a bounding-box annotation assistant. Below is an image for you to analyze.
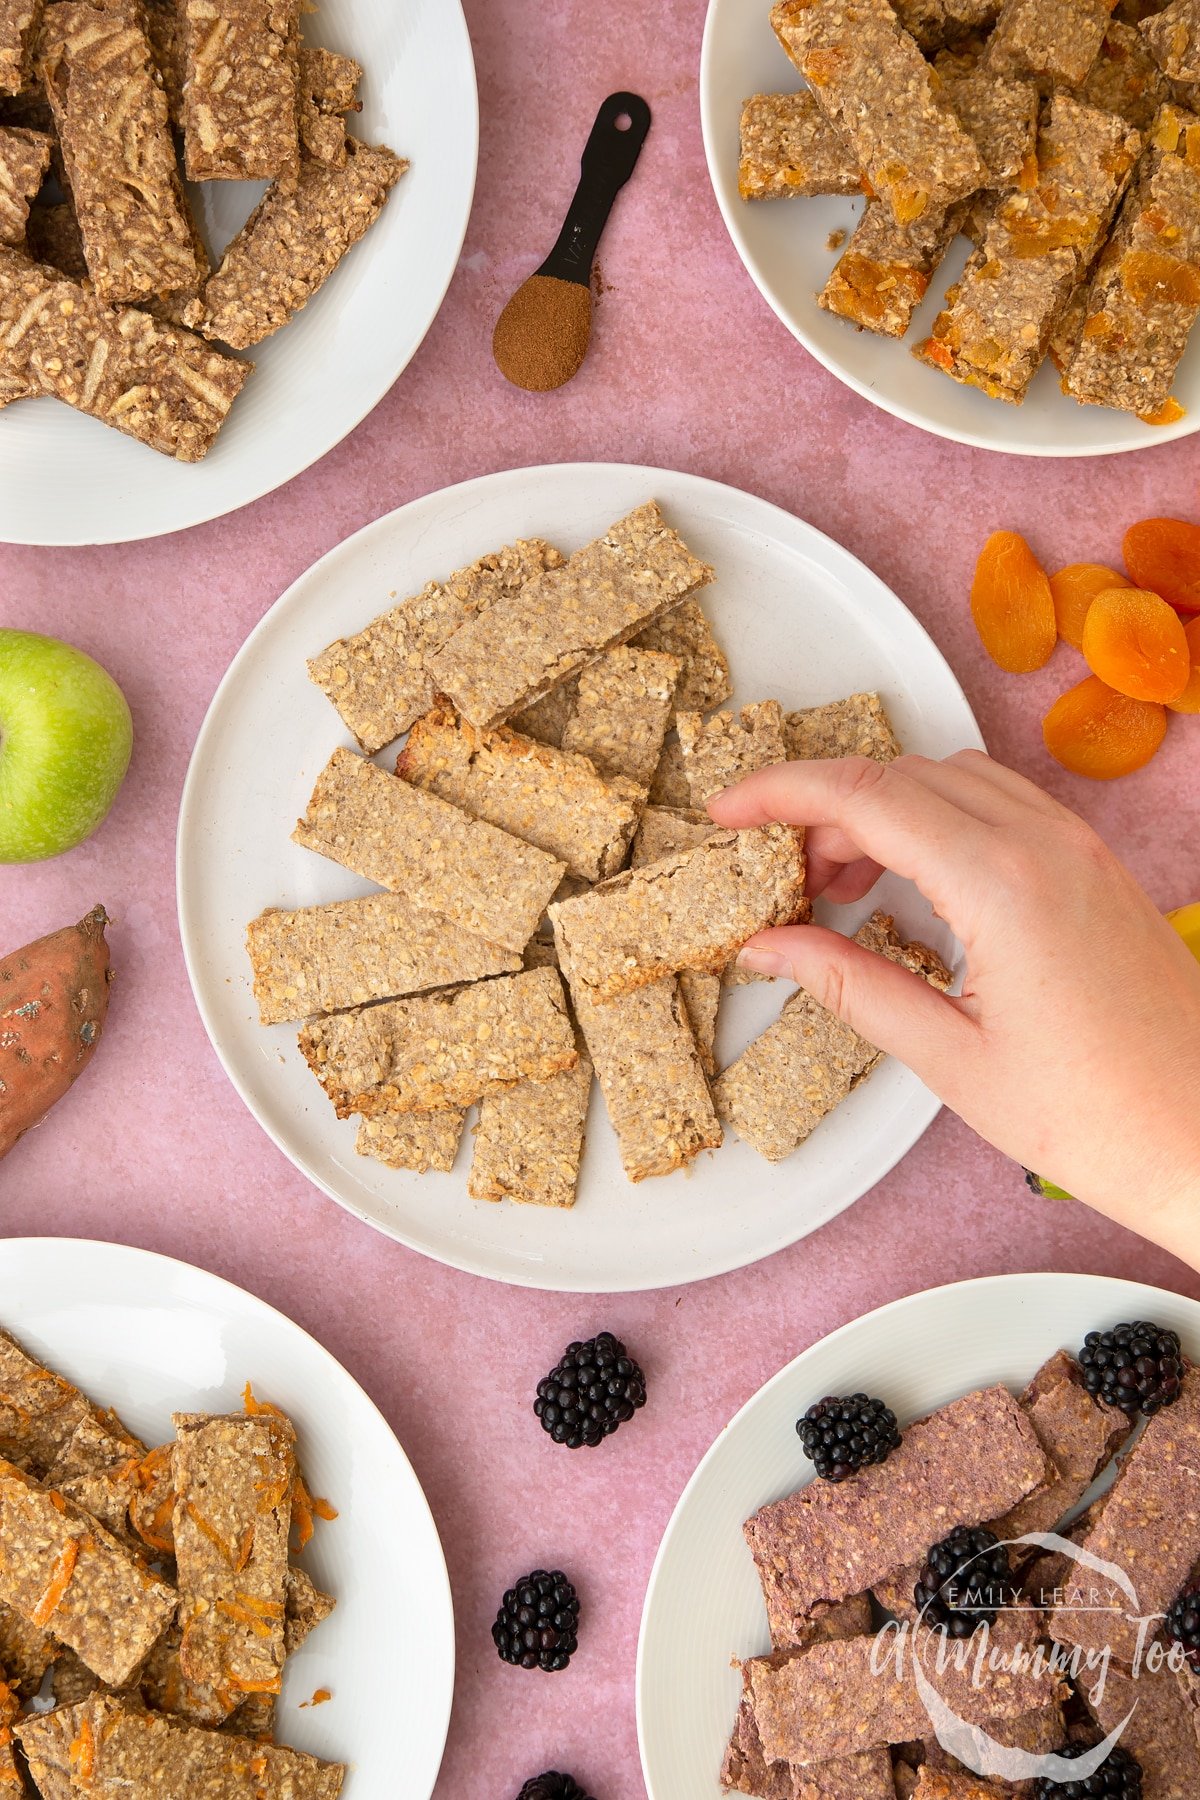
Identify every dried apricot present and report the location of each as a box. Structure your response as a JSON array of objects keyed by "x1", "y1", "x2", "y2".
[
  {"x1": 1081, "y1": 586, "x2": 1190, "y2": 702},
  {"x1": 1048, "y1": 563, "x2": 1130, "y2": 650},
  {"x1": 971, "y1": 531, "x2": 1057, "y2": 673},
  {"x1": 1043, "y1": 676, "x2": 1167, "y2": 780},
  {"x1": 1123, "y1": 517, "x2": 1200, "y2": 612},
  {"x1": 1169, "y1": 616, "x2": 1200, "y2": 714}
]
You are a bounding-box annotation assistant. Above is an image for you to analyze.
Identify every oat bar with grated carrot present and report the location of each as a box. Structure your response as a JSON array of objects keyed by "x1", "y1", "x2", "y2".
[
  {"x1": 559, "y1": 644, "x2": 681, "y2": 786},
  {"x1": 37, "y1": 0, "x2": 199, "y2": 304},
  {"x1": 0, "y1": 1457, "x2": 175, "y2": 1685},
  {"x1": 171, "y1": 1409, "x2": 295, "y2": 1704},
  {"x1": 769, "y1": 0, "x2": 986, "y2": 228},
  {"x1": 738, "y1": 90, "x2": 861, "y2": 201},
  {"x1": 0, "y1": 123, "x2": 48, "y2": 246},
  {"x1": 180, "y1": 0, "x2": 299, "y2": 183},
  {"x1": 45, "y1": 1408, "x2": 145, "y2": 1545},
  {"x1": 0, "y1": 246, "x2": 249, "y2": 458},
  {"x1": 0, "y1": 1326, "x2": 95, "y2": 1477}
]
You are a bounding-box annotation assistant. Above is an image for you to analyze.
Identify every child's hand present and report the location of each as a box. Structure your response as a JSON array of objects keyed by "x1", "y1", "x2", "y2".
[{"x1": 708, "y1": 751, "x2": 1200, "y2": 1265}]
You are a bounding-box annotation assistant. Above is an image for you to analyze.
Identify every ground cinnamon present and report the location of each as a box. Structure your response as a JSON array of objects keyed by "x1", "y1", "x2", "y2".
[{"x1": 493, "y1": 274, "x2": 593, "y2": 392}]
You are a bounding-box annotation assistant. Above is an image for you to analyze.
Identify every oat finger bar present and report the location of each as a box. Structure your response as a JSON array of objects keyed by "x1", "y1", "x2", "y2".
[
  {"x1": 0, "y1": 0, "x2": 41, "y2": 91},
  {"x1": 1077, "y1": 19, "x2": 1167, "y2": 128},
  {"x1": 715, "y1": 913, "x2": 950, "y2": 1162},
  {"x1": 396, "y1": 700, "x2": 645, "y2": 885},
  {"x1": 770, "y1": 0, "x2": 986, "y2": 227},
  {"x1": 299, "y1": 45, "x2": 361, "y2": 168},
  {"x1": 821, "y1": 199, "x2": 965, "y2": 338},
  {"x1": 0, "y1": 1327, "x2": 94, "y2": 1476},
  {"x1": 1141, "y1": 0, "x2": 1200, "y2": 77},
  {"x1": 0, "y1": 1457, "x2": 175, "y2": 1685},
  {"x1": 196, "y1": 138, "x2": 406, "y2": 348},
  {"x1": 987, "y1": 0, "x2": 1120, "y2": 86},
  {"x1": 427, "y1": 502, "x2": 715, "y2": 731},
  {"x1": 510, "y1": 678, "x2": 579, "y2": 748},
  {"x1": 0, "y1": 245, "x2": 249, "y2": 458},
  {"x1": 677, "y1": 700, "x2": 787, "y2": 805},
  {"x1": 300, "y1": 966, "x2": 579, "y2": 1118},
  {"x1": 1081, "y1": 1665, "x2": 1200, "y2": 1796},
  {"x1": 0, "y1": 123, "x2": 47, "y2": 246},
  {"x1": 1065, "y1": 105, "x2": 1200, "y2": 417},
  {"x1": 23, "y1": 197, "x2": 87, "y2": 279},
  {"x1": 309, "y1": 540, "x2": 564, "y2": 754},
  {"x1": 632, "y1": 596, "x2": 731, "y2": 717},
  {"x1": 45, "y1": 1408, "x2": 145, "y2": 1544},
  {"x1": 246, "y1": 891, "x2": 520, "y2": 1026},
  {"x1": 995, "y1": 1349, "x2": 1131, "y2": 1544},
  {"x1": 630, "y1": 804, "x2": 718, "y2": 869},
  {"x1": 292, "y1": 748, "x2": 565, "y2": 954},
  {"x1": 356, "y1": 1110, "x2": 466, "y2": 1173},
  {"x1": 647, "y1": 733, "x2": 690, "y2": 807},
  {"x1": 724, "y1": 1600, "x2": 875, "y2": 1797},
  {"x1": 468, "y1": 1050, "x2": 592, "y2": 1208},
  {"x1": 180, "y1": 0, "x2": 299, "y2": 183},
  {"x1": 783, "y1": 692, "x2": 902, "y2": 761},
  {"x1": 37, "y1": 0, "x2": 199, "y2": 303},
  {"x1": 18, "y1": 1693, "x2": 345, "y2": 1799},
  {"x1": 559, "y1": 644, "x2": 681, "y2": 786},
  {"x1": 550, "y1": 824, "x2": 806, "y2": 1006},
  {"x1": 738, "y1": 90, "x2": 861, "y2": 201}
]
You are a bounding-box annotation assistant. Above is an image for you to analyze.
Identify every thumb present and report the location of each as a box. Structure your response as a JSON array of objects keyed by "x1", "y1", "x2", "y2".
[{"x1": 736, "y1": 924, "x2": 979, "y2": 1099}]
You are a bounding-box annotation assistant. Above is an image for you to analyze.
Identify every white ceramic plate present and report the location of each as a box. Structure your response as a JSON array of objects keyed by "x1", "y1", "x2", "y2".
[
  {"x1": 177, "y1": 461, "x2": 984, "y2": 1293},
  {"x1": 0, "y1": 1237, "x2": 453, "y2": 1799},
  {"x1": 700, "y1": 0, "x2": 1198, "y2": 457},
  {"x1": 0, "y1": 0, "x2": 477, "y2": 545},
  {"x1": 637, "y1": 1272, "x2": 1200, "y2": 1800}
]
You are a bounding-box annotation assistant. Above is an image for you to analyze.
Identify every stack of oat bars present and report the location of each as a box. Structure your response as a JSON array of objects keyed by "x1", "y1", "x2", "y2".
[
  {"x1": 0, "y1": 1324, "x2": 343, "y2": 1798},
  {"x1": 244, "y1": 498, "x2": 953, "y2": 1209},
  {"x1": 743, "y1": 0, "x2": 1200, "y2": 423},
  {"x1": 0, "y1": 0, "x2": 405, "y2": 458}
]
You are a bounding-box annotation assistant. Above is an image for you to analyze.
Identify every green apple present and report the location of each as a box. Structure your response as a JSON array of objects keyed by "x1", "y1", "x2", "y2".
[{"x1": 0, "y1": 629, "x2": 133, "y2": 862}]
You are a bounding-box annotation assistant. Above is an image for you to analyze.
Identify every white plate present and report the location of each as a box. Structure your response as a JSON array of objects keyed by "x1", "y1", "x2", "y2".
[
  {"x1": 0, "y1": 0, "x2": 477, "y2": 545},
  {"x1": 177, "y1": 461, "x2": 984, "y2": 1294},
  {"x1": 637, "y1": 1271, "x2": 1200, "y2": 1799},
  {"x1": 700, "y1": 0, "x2": 1198, "y2": 457},
  {"x1": 0, "y1": 1238, "x2": 453, "y2": 1799}
]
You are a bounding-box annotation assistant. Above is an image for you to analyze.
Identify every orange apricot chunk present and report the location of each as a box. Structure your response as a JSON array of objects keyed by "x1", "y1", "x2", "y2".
[
  {"x1": 1169, "y1": 616, "x2": 1200, "y2": 714},
  {"x1": 1048, "y1": 563, "x2": 1130, "y2": 651},
  {"x1": 1043, "y1": 675, "x2": 1167, "y2": 780},
  {"x1": 1123, "y1": 517, "x2": 1200, "y2": 613},
  {"x1": 971, "y1": 531, "x2": 1057, "y2": 673},
  {"x1": 1080, "y1": 586, "x2": 1190, "y2": 702}
]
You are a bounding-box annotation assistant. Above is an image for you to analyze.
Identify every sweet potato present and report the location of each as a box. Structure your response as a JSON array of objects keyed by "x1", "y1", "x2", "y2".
[{"x1": 0, "y1": 906, "x2": 112, "y2": 1159}]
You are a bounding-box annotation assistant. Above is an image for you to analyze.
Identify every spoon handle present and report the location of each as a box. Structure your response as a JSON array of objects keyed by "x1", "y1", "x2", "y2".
[{"x1": 537, "y1": 91, "x2": 652, "y2": 287}]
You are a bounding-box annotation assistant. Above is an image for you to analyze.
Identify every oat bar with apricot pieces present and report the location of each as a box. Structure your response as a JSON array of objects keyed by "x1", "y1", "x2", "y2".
[
  {"x1": 632, "y1": 596, "x2": 731, "y2": 717},
  {"x1": 1065, "y1": 105, "x2": 1200, "y2": 416},
  {"x1": 18, "y1": 1693, "x2": 345, "y2": 1800},
  {"x1": 1076, "y1": 19, "x2": 1167, "y2": 128},
  {"x1": 677, "y1": 701, "x2": 787, "y2": 805},
  {"x1": 300, "y1": 966, "x2": 579, "y2": 1118},
  {"x1": 738, "y1": 90, "x2": 861, "y2": 201},
  {"x1": 309, "y1": 540, "x2": 564, "y2": 753},
  {"x1": 181, "y1": 0, "x2": 299, "y2": 183},
  {"x1": 915, "y1": 97, "x2": 1142, "y2": 403},
  {"x1": 291, "y1": 747, "x2": 565, "y2": 954},
  {"x1": 0, "y1": 1458, "x2": 175, "y2": 1685},
  {"x1": 195, "y1": 139, "x2": 406, "y2": 348},
  {"x1": 246, "y1": 891, "x2": 520, "y2": 1026},
  {"x1": 37, "y1": 0, "x2": 199, "y2": 303},
  {"x1": 550, "y1": 824, "x2": 806, "y2": 1006},
  {"x1": 356, "y1": 1110, "x2": 467, "y2": 1172},
  {"x1": 559, "y1": 644, "x2": 681, "y2": 786},
  {"x1": 299, "y1": 45, "x2": 361, "y2": 167},
  {"x1": 468, "y1": 1048, "x2": 592, "y2": 1207},
  {"x1": 397, "y1": 699, "x2": 645, "y2": 885},
  {"x1": 0, "y1": 246, "x2": 249, "y2": 457},
  {"x1": 1141, "y1": 0, "x2": 1200, "y2": 78},
  {"x1": 0, "y1": 123, "x2": 48, "y2": 246},
  {"x1": 714, "y1": 912, "x2": 949, "y2": 1161},
  {"x1": 769, "y1": 0, "x2": 986, "y2": 228},
  {"x1": 987, "y1": 0, "x2": 1120, "y2": 85},
  {"x1": 427, "y1": 502, "x2": 714, "y2": 730},
  {"x1": 783, "y1": 691, "x2": 901, "y2": 760},
  {"x1": 891, "y1": 0, "x2": 1001, "y2": 46}
]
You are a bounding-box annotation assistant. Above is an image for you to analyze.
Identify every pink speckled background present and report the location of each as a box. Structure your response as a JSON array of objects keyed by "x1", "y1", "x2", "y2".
[{"x1": 3, "y1": 2, "x2": 1200, "y2": 1795}]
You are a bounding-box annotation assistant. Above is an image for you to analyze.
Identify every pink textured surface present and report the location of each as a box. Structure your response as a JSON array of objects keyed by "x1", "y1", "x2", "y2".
[{"x1": 2, "y1": 2, "x2": 1200, "y2": 1796}]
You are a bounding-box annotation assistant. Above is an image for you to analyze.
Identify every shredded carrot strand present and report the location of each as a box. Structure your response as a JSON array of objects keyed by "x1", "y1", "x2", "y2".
[
  {"x1": 312, "y1": 1496, "x2": 338, "y2": 1522},
  {"x1": 31, "y1": 1538, "x2": 79, "y2": 1627},
  {"x1": 68, "y1": 1716, "x2": 95, "y2": 1782},
  {"x1": 216, "y1": 1601, "x2": 274, "y2": 1639},
  {"x1": 227, "y1": 1675, "x2": 283, "y2": 1695},
  {"x1": 290, "y1": 1480, "x2": 314, "y2": 1552},
  {"x1": 234, "y1": 1524, "x2": 256, "y2": 1571},
  {"x1": 185, "y1": 1502, "x2": 235, "y2": 1563}
]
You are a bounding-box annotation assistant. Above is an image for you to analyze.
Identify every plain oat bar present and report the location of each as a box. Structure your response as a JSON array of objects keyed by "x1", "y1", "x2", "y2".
[
  {"x1": 196, "y1": 139, "x2": 407, "y2": 348},
  {"x1": 738, "y1": 90, "x2": 861, "y2": 200},
  {"x1": 783, "y1": 692, "x2": 901, "y2": 761},
  {"x1": 397, "y1": 699, "x2": 645, "y2": 884},
  {"x1": 0, "y1": 0, "x2": 41, "y2": 90},
  {"x1": 292, "y1": 747, "x2": 565, "y2": 953},
  {"x1": 246, "y1": 891, "x2": 519, "y2": 1025},
  {"x1": 299, "y1": 966, "x2": 579, "y2": 1118},
  {"x1": 180, "y1": 0, "x2": 299, "y2": 183},
  {"x1": 308, "y1": 540, "x2": 564, "y2": 753},
  {"x1": 0, "y1": 122, "x2": 47, "y2": 246},
  {"x1": 468, "y1": 1049, "x2": 592, "y2": 1207},
  {"x1": 37, "y1": 0, "x2": 199, "y2": 303},
  {"x1": 559, "y1": 644, "x2": 681, "y2": 786},
  {"x1": 551, "y1": 823, "x2": 806, "y2": 1006},
  {"x1": 426, "y1": 501, "x2": 714, "y2": 730},
  {"x1": 632, "y1": 596, "x2": 731, "y2": 716},
  {"x1": 630, "y1": 804, "x2": 718, "y2": 868},
  {"x1": 356, "y1": 1110, "x2": 466, "y2": 1172},
  {"x1": 677, "y1": 700, "x2": 787, "y2": 804},
  {"x1": 647, "y1": 733, "x2": 691, "y2": 807}
]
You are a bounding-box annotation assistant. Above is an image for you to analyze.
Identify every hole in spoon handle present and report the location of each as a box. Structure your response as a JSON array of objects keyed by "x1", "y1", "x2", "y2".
[{"x1": 537, "y1": 91, "x2": 653, "y2": 286}]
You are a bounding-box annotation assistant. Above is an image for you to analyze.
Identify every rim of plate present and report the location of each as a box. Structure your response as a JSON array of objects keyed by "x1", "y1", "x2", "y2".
[
  {"x1": 0, "y1": 1236, "x2": 455, "y2": 1798},
  {"x1": 176, "y1": 460, "x2": 983, "y2": 1292},
  {"x1": 635, "y1": 1269, "x2": 1200, "y2": 1795},
  {"x1": 0, "y1": 0, "x2": 478, "y2": 546},
  {"x1": 697, "y1": 1, "x2": 1196, "y2": 459}
]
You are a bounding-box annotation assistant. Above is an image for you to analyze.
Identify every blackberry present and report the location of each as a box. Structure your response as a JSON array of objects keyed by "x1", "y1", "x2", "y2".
[
  {"x1": 493, "y1": 1570, "x2": 579, "y2": 1672},
  {"x1": 1165, "y1": 1579, "x2": 1200, "y2": 1672},
  {"x1": 1078, "y1": 1321, "x2": 1183, "y2": 1416},
  {"x1": 515, "y1": 1776, "x2": 594, "y2": 1800},
  {"x1": 1032, "y1": 1743, "x2": 1143, "y2": 1797},
  {"x1": 534, "y1": 1332, "x2": 646, "y2": 1449},
  {"x1": 796, "y1": 1393, "x2": 901, "y2": 1482},
  {"x1": 914, "y1": 1525, "x2": 1018, "y2": 1637}
]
